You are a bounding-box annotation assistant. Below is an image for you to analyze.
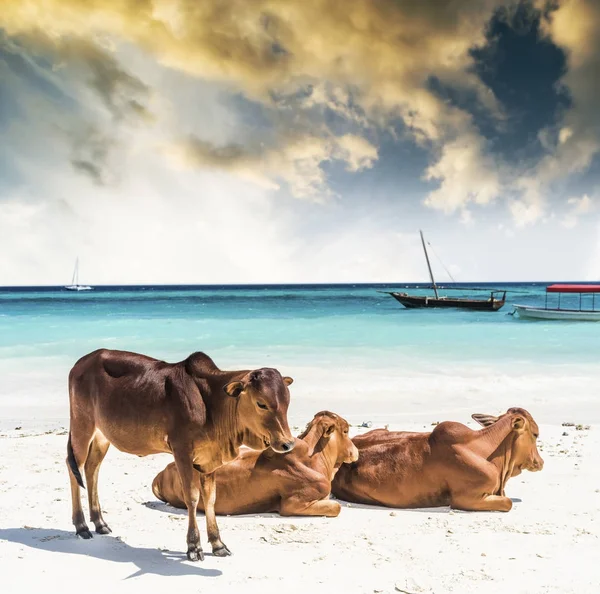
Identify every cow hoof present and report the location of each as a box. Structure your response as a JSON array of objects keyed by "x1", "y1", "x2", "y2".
[
  {"x1": 187, "y1": 546, "x2": 204, "y2": 562},
  {"x1": 213, "y1": 544, "x2": 232, "y2": 557},
  {"x1": 76, "y1": 529, "x2": 93, "y2": 540},
  {"x1": 96, "y1": 525, "x2": 112, "y2": 535}
]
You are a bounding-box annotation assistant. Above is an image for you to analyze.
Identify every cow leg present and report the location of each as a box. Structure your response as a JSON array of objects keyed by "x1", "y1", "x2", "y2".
[
  {"x1": 172, "y1": 449, "x2": 204, "y2": 561},
  {"x1": 199, "y1": 473, "x2": 231, "y2": 556},
  {"x1": 449, "y1": 448, "x2": 511, "y2": 512},
  {"x1": 84, "y1": 433, "x2": 111, "y2": 534},
  {"x1": 69, "y1": 471, "x2": 92, "y2": 539},
  {"x1": 280, "y1": 496, "x2": 341, "y2": 517},
  {"x1": 67, "y1": 424, "x2": 95, "y2": 539},
  {"x1": 451, "y1": 494, "x2": 513, "y2": 512}
]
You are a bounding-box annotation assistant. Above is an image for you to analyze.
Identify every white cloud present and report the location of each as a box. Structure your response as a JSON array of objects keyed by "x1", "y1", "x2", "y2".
[
  {"x1": 562, "y1": 194, "x2": 593, "y2": 228},
  {"x1": 459, "y1": 209, "x2": 475, "y2": 226},
  {"x1": 0, "y1": 136, "x2": 417, "y2": 284},
  {"x1": 165, "y1": 133, "x2": 378, "y2": 201},
  {"x1": 423, "y1": 131, "x2": 501, "y2": 214}
]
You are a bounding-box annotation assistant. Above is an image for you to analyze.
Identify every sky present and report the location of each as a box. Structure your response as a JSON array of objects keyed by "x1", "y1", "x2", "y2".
[{"x1": 1, "y1": 0, "x2": 600, "y2": 285}]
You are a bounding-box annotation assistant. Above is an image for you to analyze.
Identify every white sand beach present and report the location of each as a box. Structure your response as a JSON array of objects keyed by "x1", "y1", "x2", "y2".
[{"x1": 1, "y1": 414, "x2": 598, "y2": 594}]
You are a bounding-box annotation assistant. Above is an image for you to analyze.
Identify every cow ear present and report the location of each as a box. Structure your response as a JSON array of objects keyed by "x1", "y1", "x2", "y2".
[
  {"x1": 224, "y1": 381, "x2": 244, "y2": 398},
  {"x1": 512, "y1": 416, "x2": 525, "y2": 432},
  {"x1": 322, "y1": 420, "x2": 336, "y2": 437},
  {"x1": 283, "y1": 376, "x2": 294, "y2": 386},
  {"x1": 471, "y1": 413, "x2": 498, "y2": 427}
]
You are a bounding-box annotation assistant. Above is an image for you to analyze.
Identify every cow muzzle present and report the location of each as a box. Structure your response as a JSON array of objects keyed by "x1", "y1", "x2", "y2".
[
  {"x1": 271, "y1": 438, "x2": 295, "y2": 454},
  {"x1": 525, "y1": 455, "x2": 544, "y2": 472},
  {"x1": 347, "y1": 444, "x2": 359, "y2": 463}
]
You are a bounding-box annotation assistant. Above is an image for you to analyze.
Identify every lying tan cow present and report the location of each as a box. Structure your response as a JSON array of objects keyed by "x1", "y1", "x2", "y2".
[
  {"x1": 67, "y1": 348, "x2": 295, "y2": 561},
  {"x1": 152, "y1": 411, "x2": 359, "y2": 517},
  {"x1": 331, "y1": 407, "x2": 543, "y2": 511}
]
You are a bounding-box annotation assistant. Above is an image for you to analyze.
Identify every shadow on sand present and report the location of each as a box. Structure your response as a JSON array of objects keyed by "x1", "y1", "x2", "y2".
[
  {"x1": 143, "y1": 500, "x2": 295, "y2": 520},
  {"x1": 0, "y1": 527, "x2": 222, "y2": 579},
  {"x1": 335, "y1": 496, "x2": 525, "y2": 514},
  {"x1": 336, "y1": 497, "x2": 523, "y2": 513},
  {"x1": 143, "y1": 494, "x2": 524, "y2": 521}
]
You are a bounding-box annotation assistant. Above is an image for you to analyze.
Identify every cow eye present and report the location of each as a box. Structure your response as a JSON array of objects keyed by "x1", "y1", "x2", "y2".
[
  {"x1": 533, "y1": 433, "x2": 539, "y2": 439},
  {"x1": 257, "y1": 402, "x2": 268, "y2": 410}
]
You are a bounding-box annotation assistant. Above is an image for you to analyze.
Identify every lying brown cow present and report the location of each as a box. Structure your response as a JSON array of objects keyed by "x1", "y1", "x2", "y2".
[
  {"x1": 152, "y1": 411, "x2": 359, "y2": 517},
  {"x1": 67, "y1": 348, "x2": 295, "y2": 561},
  {"x1": 331, "y1": 407, "x2": 543, "y2": 511}
]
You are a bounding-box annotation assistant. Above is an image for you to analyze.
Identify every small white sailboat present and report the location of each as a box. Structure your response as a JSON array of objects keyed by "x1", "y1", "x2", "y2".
[{"x1": 64, "y1": 257, "x2": 92, "y2": 291}]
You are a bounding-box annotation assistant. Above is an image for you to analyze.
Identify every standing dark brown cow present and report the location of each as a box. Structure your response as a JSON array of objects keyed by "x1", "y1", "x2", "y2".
[
  {"x1": 331, "y1": 407, "x2": 543, "y2": 511},
  {"x1": 152, "y1": 411, "x2": 359, "y2": 517},
  {"x1": 67, "y1": 348, "x2": 295, "y2": 561}
]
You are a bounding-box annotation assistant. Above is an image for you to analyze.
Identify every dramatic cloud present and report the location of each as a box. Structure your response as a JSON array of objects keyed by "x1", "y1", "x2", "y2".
[
  {"x1": 510, "y1": 0, "x2": 600, "y2": 225},
  {"x1": 0, "y1": 30, "x2": 152, "y2": 185},
  {"x1": 1, "y1": 0, "x2": 600, "y2": 283},
  {"x1": 167, "y1": 133, "x2": 378, "y2": 200},
  {"x1": 423, "y1": 132, "x2": 501, "y2": 213},
  {"x1": 1, "y1": 30, "x2": 152, "y2": 123},
  {"x1": 0, "y1": 0, "x2": 505, "y2": 204}
]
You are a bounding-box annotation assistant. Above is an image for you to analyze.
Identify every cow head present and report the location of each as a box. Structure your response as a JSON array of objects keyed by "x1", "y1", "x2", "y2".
[
  {"x1": 472, "y1": 407, "x2": 544, "y2": 473},
  {"x1": 299, "y1": 411, "x2": 359, "y2": 473},
  {"x1": 224, "y1": 368, "x2": 295, "y2": 454}
]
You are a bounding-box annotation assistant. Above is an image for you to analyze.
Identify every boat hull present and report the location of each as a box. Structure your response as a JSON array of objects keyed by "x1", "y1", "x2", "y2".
[
  {"x1": 513, "y1": 304, "x2": 600, "y2": 321},
  {"x1": 64, "y1": 285, "x2": 93, "y2": 291},
  {"x1": 390, "y1": 293, "x2": 505, "y2": 311}
]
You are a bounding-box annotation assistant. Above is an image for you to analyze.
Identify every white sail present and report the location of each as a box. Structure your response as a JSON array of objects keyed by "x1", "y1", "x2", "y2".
[{"x1": 64, "y1": 257, "x2": 92, "y2": 291}]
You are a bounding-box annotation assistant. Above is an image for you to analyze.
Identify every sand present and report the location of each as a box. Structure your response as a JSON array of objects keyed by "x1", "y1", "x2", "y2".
[{"x1": 1, "y1": 416, "x2": 599, "y2": 594}]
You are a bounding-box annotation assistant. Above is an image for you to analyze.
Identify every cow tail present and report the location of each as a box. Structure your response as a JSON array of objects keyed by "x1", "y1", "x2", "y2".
[{"x1": 67, "y1": 433, "x2": 86, "y2": 489}]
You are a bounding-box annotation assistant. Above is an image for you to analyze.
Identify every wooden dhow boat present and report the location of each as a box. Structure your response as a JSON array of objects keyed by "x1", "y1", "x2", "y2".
[{"x1": 384, "y1": 231, "x2": 506, "y2": 311}]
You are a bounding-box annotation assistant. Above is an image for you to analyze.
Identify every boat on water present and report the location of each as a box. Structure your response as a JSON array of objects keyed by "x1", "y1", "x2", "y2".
[
  {"x1": 390, "y1": 291, "x2": 507, "y2": 311},
  {"x1": 64, "y1": 257, "x2": 92, "y2": 291},
  {"x1": 513, "y1": 284, "x2": 600, "y2": 321},
  {"x1": 384, "y1": 231, "x2": 506, "y2": 311}
]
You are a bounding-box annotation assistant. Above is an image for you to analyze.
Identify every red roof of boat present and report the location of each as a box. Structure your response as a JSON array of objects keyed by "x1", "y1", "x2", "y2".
[{"x1": 546, "y1": 284, "x2": 600, "y2": 293}]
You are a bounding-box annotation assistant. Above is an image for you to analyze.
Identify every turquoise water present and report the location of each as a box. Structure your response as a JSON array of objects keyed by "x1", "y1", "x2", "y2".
[
  {"x1": 1, "y1": 284, "x2": 599, "y2": 426},
  {"x1": 1, "y1": 283, "x2": 598, "y2": 364}
]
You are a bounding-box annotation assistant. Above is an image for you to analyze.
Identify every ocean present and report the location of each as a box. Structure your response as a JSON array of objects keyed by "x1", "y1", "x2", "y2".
[{"x1": 1, "y1": 283, "x2": 599, "y2": 429}]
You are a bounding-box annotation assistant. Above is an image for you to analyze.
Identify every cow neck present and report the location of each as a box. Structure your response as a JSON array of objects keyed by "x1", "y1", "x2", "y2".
[
  {"x1": 206, "y1": 386, "x2": 243, "y2": 457},
  {"x1": 303, "y1": 424, "x2": 337, "y2": 481},
  {"x1": 478, "y1": 416, "x2": 518, "y2": 488}
]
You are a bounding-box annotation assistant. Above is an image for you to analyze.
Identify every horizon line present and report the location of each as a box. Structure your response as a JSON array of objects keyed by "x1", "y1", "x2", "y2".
[{"x1": 1, "y1": 280, "x2": 599, "y2": 289}]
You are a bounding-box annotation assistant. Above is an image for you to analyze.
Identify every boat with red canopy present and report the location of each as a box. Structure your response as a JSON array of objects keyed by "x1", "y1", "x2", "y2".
[{"x1": 513, "y1": 284, "x2": 600, "y2": 321}]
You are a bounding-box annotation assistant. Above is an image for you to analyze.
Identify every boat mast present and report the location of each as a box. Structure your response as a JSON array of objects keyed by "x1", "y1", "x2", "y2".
[{"x1": 420, "y1": 230, "x2": 439, "y2": 298}]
